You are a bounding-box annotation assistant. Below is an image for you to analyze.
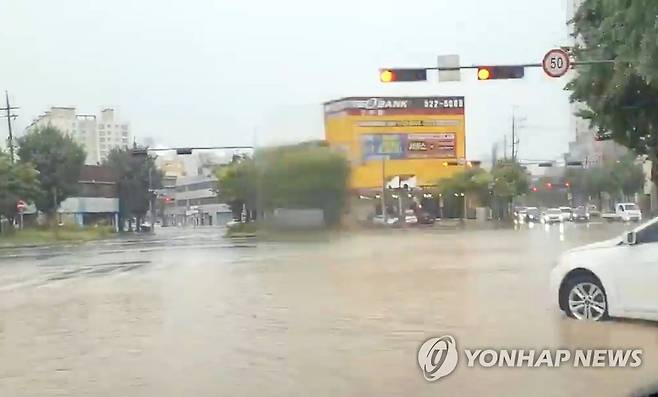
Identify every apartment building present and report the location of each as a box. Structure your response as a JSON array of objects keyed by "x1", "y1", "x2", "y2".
[{"x1": 26, "y1": 107, "x2": 131, "y2": 164}]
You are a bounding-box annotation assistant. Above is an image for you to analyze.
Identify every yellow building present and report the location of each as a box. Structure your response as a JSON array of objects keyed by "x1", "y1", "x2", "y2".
[{"x1": 324, "y1": 96, "x2": 466, "y2": 191}]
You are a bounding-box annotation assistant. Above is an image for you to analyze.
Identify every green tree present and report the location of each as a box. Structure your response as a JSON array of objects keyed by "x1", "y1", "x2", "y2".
[
  {"x1": 103, "y1": 147, "x2": 163, "y2": 231},
  {"x1": 0, "y1": 151, "x2": 41, "y2": 233},
  {"x1": 261, "y1": 145, "x2": 350, "y2": 226},
  {"x1": 16, "y1": 126, "x2": 86, "y2": 219},
  {"x1": 215, "y1": 144, "x2": 351, "y2": 226},
  {"x1": 491, "y1": 160, "x2": 529, "y2": 219},
  {"x1": 611, "y1": 156, "x2": 645, "y2": 200},
  {"x1": 216, "y1": 155, "x2": 258, "y2": 220},
  {"x1": 568, "y1": 0, "x2": 658, "y2": 178},
  {"x1": 437, "y1": 168, "x2": 492, "y2": 202}
]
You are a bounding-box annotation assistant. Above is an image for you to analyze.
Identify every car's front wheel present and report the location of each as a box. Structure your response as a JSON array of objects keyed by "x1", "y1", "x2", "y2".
[{"x1": 562, "y1": 276, "x2": 609, "y2": 321}]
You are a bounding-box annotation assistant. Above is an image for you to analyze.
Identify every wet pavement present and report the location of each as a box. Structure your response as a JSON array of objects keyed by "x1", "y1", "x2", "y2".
[{"x1": 0, "y1": 222, "x2": 657, "y2": 396}]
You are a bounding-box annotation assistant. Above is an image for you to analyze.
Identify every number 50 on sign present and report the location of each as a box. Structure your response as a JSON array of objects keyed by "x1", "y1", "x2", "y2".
[{"x1": 542, "y1": 49, "x2": 571, "y2": 78}]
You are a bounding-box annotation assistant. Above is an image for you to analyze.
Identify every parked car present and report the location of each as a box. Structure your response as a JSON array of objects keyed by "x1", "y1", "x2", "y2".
[
  {"x1": 571, "y1": 206, "x2": 590, "y2": 222},
  {"x1": 525, "y1": 207, "x2": 541, "y2": 223},
  {"x1": 559, "y1": 206, "x2": 573, "y2": 222},
  {"x1": 542, "y1": 208, "x2": 563, "y2": 224},
  {"x1": 550, "y1": 217, "x2": 658, "y2": 321},
  {"x1": 516, "y1": 208, "x2": 528, "y2": 223}
]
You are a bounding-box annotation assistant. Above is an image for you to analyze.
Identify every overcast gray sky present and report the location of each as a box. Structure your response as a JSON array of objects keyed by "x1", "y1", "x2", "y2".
[{"x1": 1, "y1": 0, "x2": 573, "y2": 161}]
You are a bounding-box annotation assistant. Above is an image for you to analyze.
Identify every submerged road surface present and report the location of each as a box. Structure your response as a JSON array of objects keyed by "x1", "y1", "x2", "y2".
[{"x1": 0, "y1": 223, "x2": 657, "y2": 396}]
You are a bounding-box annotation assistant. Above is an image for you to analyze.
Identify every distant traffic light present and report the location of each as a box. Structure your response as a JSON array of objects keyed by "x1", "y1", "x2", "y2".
[
  {"x1": 546, "y1": 182, "x2": 553, "y2": 189},
  {"x1": 476, "y1": 66, "x2": 525, "y2": 80},
  {"x1": 379, "y1": 68, "x2": 427, "y2": 83},
  {"x1": 531, "y1": 187, "x2": 538, "y2": 192},
  {"x1": 565, "y1": 181, "x2": 571, "y2": 188}
]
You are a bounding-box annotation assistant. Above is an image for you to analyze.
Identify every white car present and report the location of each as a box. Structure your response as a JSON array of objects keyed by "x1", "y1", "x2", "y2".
[
  {"x1": 542, "y1": 208, "x2": 563, "y2": 224},
  {"x1": 616, "y1": 202, "x2": 642, "y2": 222},
  {"x1": 558, "y1": 206, "x2": 573, "y2": 222},
  {"x1": 550, "y1": 217, "x2": 658, "y2": 321}
]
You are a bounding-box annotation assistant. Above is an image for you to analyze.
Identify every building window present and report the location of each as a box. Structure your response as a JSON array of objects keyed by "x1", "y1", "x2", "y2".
[
  {"x1": 99, "y1": 124, "x2": 104, "y2": 129},
  {"x1": 122, "y1": 124, "x2": 128, "y2": 130},
  {"x1": 99, "y1": 138, "x2": 105, "y2": 142}
]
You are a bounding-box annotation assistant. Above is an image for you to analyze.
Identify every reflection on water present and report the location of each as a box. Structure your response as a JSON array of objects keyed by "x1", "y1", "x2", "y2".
[{"x1": 0, "y1": 224, "x2": 656, "y2": 397}]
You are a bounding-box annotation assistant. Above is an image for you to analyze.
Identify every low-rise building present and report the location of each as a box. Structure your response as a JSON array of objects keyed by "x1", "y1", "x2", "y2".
[
  {"x1": 57, "y1": 165, "x2": 120, "y2": 229},
  {"x1": 163, "y1": 175, "x2": 232, "y2": 226}
]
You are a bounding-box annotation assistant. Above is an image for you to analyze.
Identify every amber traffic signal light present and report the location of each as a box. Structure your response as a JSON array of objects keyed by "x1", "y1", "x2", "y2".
[
  {"x1": 477, "y1": 66, "x2": 525, "y2": 80},
  {"x1": 379, "y1": 68, "x2": 427, "y2": 83}
]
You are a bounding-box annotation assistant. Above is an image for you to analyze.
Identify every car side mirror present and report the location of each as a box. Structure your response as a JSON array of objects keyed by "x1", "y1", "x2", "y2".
[{"x1": 626, "y1": 231, "x2": 637, "y2": 245}]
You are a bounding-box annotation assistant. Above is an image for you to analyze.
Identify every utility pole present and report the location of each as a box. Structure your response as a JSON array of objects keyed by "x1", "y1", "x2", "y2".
[
  {"x1": 0, "y1": 91, "x2": 19, "y2": 163},
  {"x1": 503, "y1": 135, "x2": 508, "y2": 160},
  {"x1": 510, "y1": 108, "x2": 524, "y2": 162},
  {"x1": 511, "y1": 113, "x2": 516, "y2": 161}
]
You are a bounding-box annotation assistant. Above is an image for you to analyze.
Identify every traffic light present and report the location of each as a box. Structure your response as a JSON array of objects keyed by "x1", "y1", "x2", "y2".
[
  {"x1": 476, "y1": 66, "x2": 525, "y2": 80},
  {"x1": 176, "y1": 148, "x2": 193, "y2": 155},
  {"x1": 545, "y1": 182, "x2": 553, "y2": 189},
  {"x1": 538, "y1": 162, "x2": 553, "y2": 167},
  {"x1": 566, "y1": 161, "x2": 583, "y2": 167},
  {"x1": 531, "y1": 187, "x2": 538, "y2": 192},
  {"x1": 379, "y1": 68, "x2": 427, "y2": 83},
  {"x1": 565, "y1": 182, "x2": 571, "y2": 188}
]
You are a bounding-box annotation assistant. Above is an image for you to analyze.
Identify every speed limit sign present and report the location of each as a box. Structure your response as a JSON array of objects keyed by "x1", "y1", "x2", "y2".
[{"x1": 542, "y1": 49, "x2": 571, "y2": 78}]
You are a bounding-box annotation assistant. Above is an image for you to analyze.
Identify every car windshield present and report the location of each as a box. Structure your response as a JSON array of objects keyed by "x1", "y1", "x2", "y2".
[{"x1": 3, "y1": 0, "x2": 658, "y2": 396}]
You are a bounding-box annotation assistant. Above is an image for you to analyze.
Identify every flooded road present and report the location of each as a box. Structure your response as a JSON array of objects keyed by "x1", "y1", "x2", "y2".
[{"x1": 0, "y1": 223, "x2": 657, "y2": 396}]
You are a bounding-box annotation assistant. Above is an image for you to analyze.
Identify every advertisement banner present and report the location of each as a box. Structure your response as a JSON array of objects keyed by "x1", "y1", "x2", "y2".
[
  {"x1": 361, "y1": 133, "x2": 456, "y2": 161},
  {"x1": 405, "y1": 134, "x2": 455, "y2": 159}
]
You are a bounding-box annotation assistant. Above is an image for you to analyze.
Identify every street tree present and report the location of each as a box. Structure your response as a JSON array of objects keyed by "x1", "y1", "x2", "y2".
[
  {"x1": 491, "y1": 160, "x2": 529, "y2": 219},
  {"x1": 437, "y1": 168, "x2": 492, "y2": 209},
  {"x1": 568, "y1": 0, "x2": 658, "y2": 180},
  {"x1": 611, "y1": 156, "x2": 645, "y2": 201},
  {"x1": 0, "y1": 151, "x2": 41, "y2": 233},
  {"x1": 16, "y1": 126, "x2": 86, "y2": 220},
  {"x1": 103, "y1": 147, "x2": 163, "y2": 231},
  {"x1": 216, "y1": 144, "x2": 351, "y2": 226},
  {"x1": 216, "y1": 155, "x2": 258, "y2": 221},
  {"x1": 260, "y1": 145, "x2": 350, "y2": 226}
]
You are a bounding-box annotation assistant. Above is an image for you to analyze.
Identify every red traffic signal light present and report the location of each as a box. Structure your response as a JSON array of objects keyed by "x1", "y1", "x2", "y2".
[
  {"x1": 531, "y1": 187, "x2": 538, "y2": 192},
  {"x1": 477, "y1": 66, "x2": 525, "y2": 80},
  {"x1": 379, "y1": 68, "x2": 427, "y2": 83},
  {"x1": 546, "y1": 182, "x2": 552, "y2": 189},
  {"x1": 565, "y1": 181, "x2": 571, "y2": 188}
]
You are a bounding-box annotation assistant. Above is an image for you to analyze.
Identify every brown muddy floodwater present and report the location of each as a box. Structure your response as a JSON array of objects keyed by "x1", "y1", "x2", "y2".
[{"x1": 0, "y1": 222, "x2": 657, "y2": 396}]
